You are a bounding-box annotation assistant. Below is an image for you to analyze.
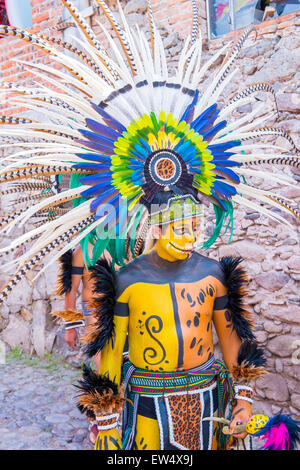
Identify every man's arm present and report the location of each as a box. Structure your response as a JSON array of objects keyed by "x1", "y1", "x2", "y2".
[
  {"x1": 64, "y1": 246, "x2": 85, "y2": 348},
  {"x1": 213, "y1": 293, "x2": 252, "y2": 439},
  {"x1": 77, "y1": 260, "x2": 129, "y2": 449},
  {"x1": 212, "y1": 257, "x2": 266, "y2": 439}
]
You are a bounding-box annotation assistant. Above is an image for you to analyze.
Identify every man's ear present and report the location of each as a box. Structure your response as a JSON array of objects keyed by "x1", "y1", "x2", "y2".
[{"x1": 151, "y1": 225, "x2": 162, "y2": 239}]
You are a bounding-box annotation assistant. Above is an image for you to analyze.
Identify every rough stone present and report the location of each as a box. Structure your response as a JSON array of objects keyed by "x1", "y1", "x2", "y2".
[
  {"x1": 255, "y1": 271, "x2": 290, "y2": 291},
  {"x1": 277, "y1": 92, "x2": 300, "y2": 113},
  {"x1": 123, "y1": 0, "x2": 147, "y2": 14},
  {"x1": 287, "y1": 256, "x2": 300, "y2": 272},
  {"x1": 264, "y1": 320, "x2": 283, "y2": 334},
  {"x1": 291, "y1": 394, "x2": 300, "y2": 411},
  {"x1": 256, "y1": 373, "x2": 289, "y2": 402},
  {"x1": 1, "y1": 315, "x2": 31, "y2": 353},
  {"x1": 218, "y1": 240, "x2": 266, "y2": 262},
  {"x1": 267, "y1": 334, "x2": 299, "y2": 358},
  {"x1": 32, "y1": 301, "x2": 47, "y2": 357}
]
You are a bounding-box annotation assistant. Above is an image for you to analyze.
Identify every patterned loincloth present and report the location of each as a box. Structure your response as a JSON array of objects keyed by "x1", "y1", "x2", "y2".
[{"x1": 122, "y1": 356, "x2": 235, "y2": 450}]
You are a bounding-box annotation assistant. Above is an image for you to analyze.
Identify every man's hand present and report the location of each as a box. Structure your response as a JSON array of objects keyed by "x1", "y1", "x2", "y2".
[
  {"x1": 65, "y1": 328, "x2": 78, "y2": 349},
  {"x1": 229, "y1": 401, "x2": 252, "y2": 439}
]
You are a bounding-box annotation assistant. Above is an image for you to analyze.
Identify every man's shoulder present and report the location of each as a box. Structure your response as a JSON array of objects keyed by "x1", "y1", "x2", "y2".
[
  {"x1": 192, "y1": 251, "x2": 225, "y2": 282},
  {"x1": 116, "y1": 253, "x2": 151, "y2": 294}
]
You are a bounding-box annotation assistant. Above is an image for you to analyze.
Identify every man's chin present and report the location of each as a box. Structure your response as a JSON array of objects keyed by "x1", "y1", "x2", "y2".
[{"x1": 168, "y1": 243, "x2": 193, "y2": 259}]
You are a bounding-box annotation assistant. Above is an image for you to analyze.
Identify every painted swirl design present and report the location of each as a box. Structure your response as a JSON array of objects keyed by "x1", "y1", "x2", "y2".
[{"x1": 143, "y1": 315, "x2": 166, "y2": 366}]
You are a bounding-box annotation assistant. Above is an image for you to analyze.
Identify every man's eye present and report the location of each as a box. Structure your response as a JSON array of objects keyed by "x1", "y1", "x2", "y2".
[{"x1": 173, "y1": 228, "x2": 185, "y2": 235}]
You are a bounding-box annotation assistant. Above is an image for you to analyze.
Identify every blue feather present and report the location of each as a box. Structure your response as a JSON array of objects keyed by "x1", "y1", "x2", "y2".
[
  {"x1": 90, "y1": 188, "x2": 115, "y2": 212},
  {"x1": 91, "y1": 103, "x2": 126, "y2": 133},
  {"x1": 193, "y1": 112, "x2": 220, "y2": 134},
  {"x1": 208, "y1": 141, "x2": 241, "y2": 152},
  {"x1": 133, "y1": 143, "x2": 149, "y2": 159},
  {"x1": 174, "y1": 139, "x2": 195, "y2": 156},
  {"x1": 76, "y1": 139, "x2": 114, "y2": 155},
  {"x1": 210, "y1": 151, "x2": 236, "y2": 160},
  {"x1": 191, "y1": 104, "x2": 218, "y2": 128},
  {"x1": 81, "y1": 181, "x2": 113, "y2": 198},
  {"x1": 213, "y1": 180, "x2": 237, "y2": 198},
  {"x1": 79, "y1": 173, "x2": 112, "y2": 185},
  {"x1": 211, "y1": 189, "x2": 228, "y2": 211},
  {"x1": 76, "y1": 153, "x2": 112, "y2": 163},
  {"x1": 179, "y1": 90, "x2": 199, "y2": 123},
  {"x1": 212, "y1": 160, "x2": 240, "y2": 167},
  {"x1": 73, "y1": 162, "x2": 102, "y2": 170},
  {"x1": 139, "y1": 138, "x2": 151, "y2": 153},
  {"x1": 201, "y1": 120, "x2": 227, "y2": 140},
  {"x1": 86, "y1": 118, "x2": 122, "y2": 140},
  {"x1": 215, "y1": 166, "x2": 240, "y2": 182},
  {"x1": 79, "y1": 129, "x2": 115, "y2": 147}
]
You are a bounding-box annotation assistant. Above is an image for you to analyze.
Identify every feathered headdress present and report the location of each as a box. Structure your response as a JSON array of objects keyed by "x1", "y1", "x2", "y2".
[{"x1": 0, "y1": 0, "x2": 299, "y2": 304}]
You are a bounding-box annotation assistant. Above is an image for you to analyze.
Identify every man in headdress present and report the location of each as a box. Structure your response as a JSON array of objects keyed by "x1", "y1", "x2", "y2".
[{"x1": 77, "y1": 191, "x2": 265, "y2": 450}]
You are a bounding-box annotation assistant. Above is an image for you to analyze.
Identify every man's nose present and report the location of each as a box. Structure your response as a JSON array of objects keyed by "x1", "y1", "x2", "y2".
[{"x1": 186, "y1": 227, "x2": 196, "y2": 242}]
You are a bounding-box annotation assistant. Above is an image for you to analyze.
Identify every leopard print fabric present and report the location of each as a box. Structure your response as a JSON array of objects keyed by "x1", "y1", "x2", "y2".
[
  {"x1": 166, "y1": 392, "x2": 202, "y2": 450},
  {"x1": 156, "y1": 158, "x2": 175, "y2": 179}
]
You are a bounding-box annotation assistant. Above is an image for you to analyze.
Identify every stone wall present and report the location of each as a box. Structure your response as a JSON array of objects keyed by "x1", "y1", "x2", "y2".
[{"x1": 0, "y1": 0, "x2": 299, "y2": 420}]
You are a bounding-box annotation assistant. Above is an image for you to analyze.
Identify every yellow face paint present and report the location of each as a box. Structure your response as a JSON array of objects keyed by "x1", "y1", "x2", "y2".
[{"x1": 156, "y1": 217, "x2": 202, "y2": 261}]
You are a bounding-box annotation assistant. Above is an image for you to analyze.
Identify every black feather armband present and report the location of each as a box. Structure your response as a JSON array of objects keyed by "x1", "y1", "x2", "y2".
[
  {"x1": 219, "y1": 256, "x2": 255, "y2": 341},
  {"x1": 232, "y1": 340, "x2": 267, "y2": 384},
  {"x1": 54, "y1": 249, "x2": 73, "y2": 295},
  {"x1": 76, "y1": 364, "x2": 125, "y2": 417},
  {"x1": 81, "y1": 258, "x2": 116, "y2": 358}
]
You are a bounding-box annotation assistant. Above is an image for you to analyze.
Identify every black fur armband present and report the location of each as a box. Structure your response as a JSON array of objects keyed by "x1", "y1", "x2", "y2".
[
  {"x1": 81, "y1": 258, "x2": 117, "y2": 358},
  {"x1": 55, "y1": 249, "x2": 73, "y2": 295},
  {"x1": 219, "y1": 256, "x2": 255, "y2": 342},
  {"x1": 232, "y1": 340, "x2": 267, "y2": 384}
]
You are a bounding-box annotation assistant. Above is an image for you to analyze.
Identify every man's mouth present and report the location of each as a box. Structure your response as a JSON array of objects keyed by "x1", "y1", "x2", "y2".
[{"x1": 169, "y1": 241, "x2": 194, "y2": 253}]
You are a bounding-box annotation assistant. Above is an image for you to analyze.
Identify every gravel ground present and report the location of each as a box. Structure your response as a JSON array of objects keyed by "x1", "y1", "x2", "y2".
[{"x1": 0, "y1": 351, "x2": 93, "y2": 450}]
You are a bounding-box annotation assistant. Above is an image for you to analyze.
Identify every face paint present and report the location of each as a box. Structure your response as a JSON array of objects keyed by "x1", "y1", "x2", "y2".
[{"x1": 156, "y1": 217, "x2": 202, "y2": 261}]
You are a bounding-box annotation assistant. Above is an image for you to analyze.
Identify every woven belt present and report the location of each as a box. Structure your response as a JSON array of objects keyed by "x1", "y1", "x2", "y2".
[{"x1": 129, "y1": 369, "x2": 216, "y2": 394}]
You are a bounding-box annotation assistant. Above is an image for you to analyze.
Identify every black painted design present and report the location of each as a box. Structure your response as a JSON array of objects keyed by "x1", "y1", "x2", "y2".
[
  {"x1": 190, "y1": 337, "x2": 196, "y2": 349},
  {"x1": 109, "y1": 436, "x2": 121, "y2": 449},
  {"x1": 224, "y1": 310, "x2": 233, "y2": 330},
  {"x1": 136, "y1": 316, "x2": 145, "y2": 336},
  {"x1": 133, "y1": 436, "x2": 148, "y2": 450},
  {"x1": 143, "y1": 315, "x2": 166, "y2": 366},
  {"x1": 206, "y1": 321, "x2": 210, "y2": 332},
  {"x1": 197, "y1": 345, "x2": 203, "y2": 356},
  {"x1": 170, "y1": 283, "x2": 184, "y2": 367}
]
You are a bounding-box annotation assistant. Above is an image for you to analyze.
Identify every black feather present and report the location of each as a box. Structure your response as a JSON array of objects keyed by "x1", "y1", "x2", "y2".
[
  {"x1": 219, "y1": 256, "x2": 255, "y2": 341},
  {"x1": 57, "y1": 249, "x2": 73, "y2": 294},
  {"x1": 83, "y1": 258, "x2": 116, "y2": 358},
  {"x1": 77, "y1": 403, "x2": 95, "y2": 420},
  {"x1": 75, "y1": 363, "x2": 119, "y2": 396},
  {"x1": 237, "y1": 340, "x2": 266, "y2": 368},
  {"x1": 75, "y1": 364, "x2": 119, "y2": 417}
]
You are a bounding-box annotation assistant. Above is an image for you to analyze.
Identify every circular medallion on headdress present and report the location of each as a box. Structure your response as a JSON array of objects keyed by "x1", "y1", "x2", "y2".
[{"x1": 149, "y1": 150, "x2": 182, "y2": 186}]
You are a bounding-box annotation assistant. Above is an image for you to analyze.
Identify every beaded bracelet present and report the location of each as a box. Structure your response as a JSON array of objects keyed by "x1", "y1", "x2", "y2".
[
  {"x1": 96, "y1": 413, "x2": 119, "y2": 431},
  {"x1": 65, "y1": 319, "x2": 85, "y2": 330},
  {"x1": 234, "y1": 384, "x2": 254, "y2": 404}
]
